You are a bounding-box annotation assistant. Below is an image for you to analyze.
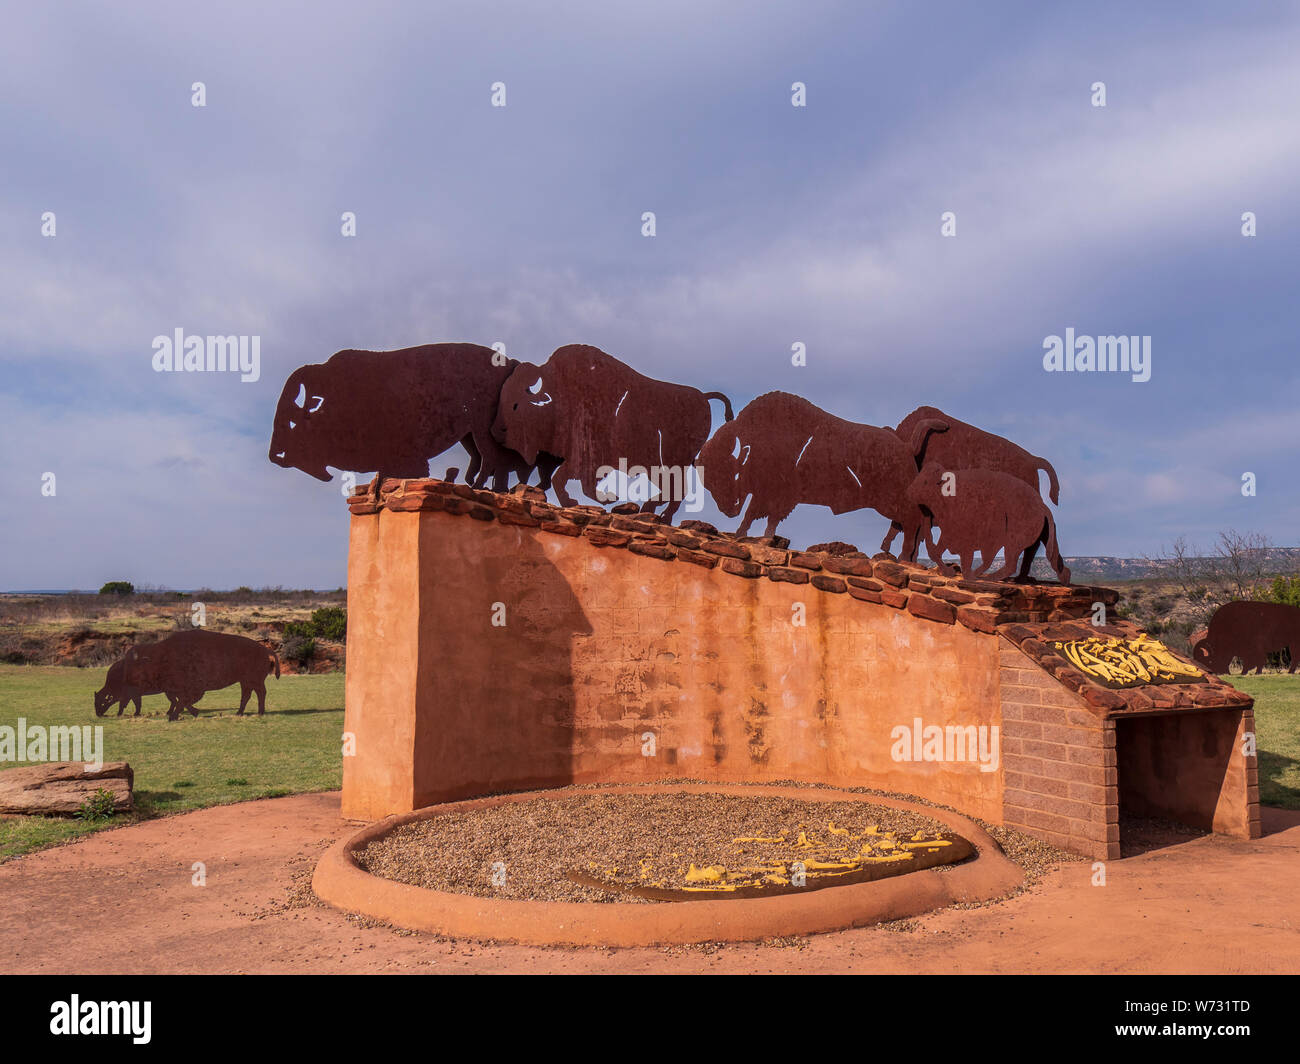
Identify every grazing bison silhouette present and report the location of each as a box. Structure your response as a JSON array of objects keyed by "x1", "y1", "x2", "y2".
[
  {"x1": 115, "y1": 629, "x2": 281, "y2": 721},
  {"x1": 493, "y1": 344, "x2": 734, "y2": 523},
  {"x1": 1193, "y1": 600, "x2": 1300, "y2": 675},
  {"x1": 906, "y1": 463, "x2": 1070, "y2": 584},
  {"x1": 697, "y1": 391, "x2": 946, "y2": 547},
  {"x1": 270, "y1": 343, "x2": 557, "y2": 493}
]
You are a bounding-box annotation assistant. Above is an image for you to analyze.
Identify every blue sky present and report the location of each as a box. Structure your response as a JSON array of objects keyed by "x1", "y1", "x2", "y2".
[{"x1": 3, "y1": 1, "x2": 1298, "y2": 589}]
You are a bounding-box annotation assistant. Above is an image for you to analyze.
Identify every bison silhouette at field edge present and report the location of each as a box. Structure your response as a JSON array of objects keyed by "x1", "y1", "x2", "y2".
[
  {"x1": 1193, "y1": 600, "x2": 1300, "y2": 674},
  {"x1": 697, "y1": 391, "x2": 947, "y2": 548},
  {"x1": 493, "y1": 344, "x2": 734, "y2": 523},
  {"x1": 269, "y1": 343, "x2": 558, "y2": 494},
  {"x1": 906, "y1": 463, "x2": 1071, "y2": 584},
  {"x1": 116, "y1": 629, "x2": 281, "y2": 721}
]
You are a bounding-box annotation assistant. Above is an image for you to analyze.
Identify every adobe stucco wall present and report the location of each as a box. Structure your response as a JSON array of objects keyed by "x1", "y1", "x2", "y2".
[
  {"x1": 341, "y1": 478, "x2": 1259, "y2": 859},
  {"x1": 344, "y1": 506, "x2": 1005, "y2": 821}
]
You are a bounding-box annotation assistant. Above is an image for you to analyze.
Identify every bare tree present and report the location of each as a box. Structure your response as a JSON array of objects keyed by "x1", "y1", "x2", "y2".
[{"x1": 1153, "y1": 530, "x2": 1273, "y2": 628}]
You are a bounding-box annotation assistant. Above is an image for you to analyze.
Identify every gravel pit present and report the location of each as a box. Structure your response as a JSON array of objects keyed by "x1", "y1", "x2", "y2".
[{"x1": 354, "y1": 791, "x2": 965, "y2": 903}]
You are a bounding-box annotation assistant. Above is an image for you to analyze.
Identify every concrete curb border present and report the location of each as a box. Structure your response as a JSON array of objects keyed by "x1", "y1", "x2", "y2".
[{"x1": 313, "y1": 782, "x2": 1025, "y2": 947}]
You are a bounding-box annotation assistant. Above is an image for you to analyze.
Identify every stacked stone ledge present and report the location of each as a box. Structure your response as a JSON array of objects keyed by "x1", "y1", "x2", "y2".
[{"x1": 348, "y1": 476, "x2": 1124, "y2": 634}]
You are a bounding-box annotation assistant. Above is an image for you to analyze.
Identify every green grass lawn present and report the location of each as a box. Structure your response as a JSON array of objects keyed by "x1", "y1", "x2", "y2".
[
  {"x1": 0, "y1": 666, "x2": 1295, "y2": 864},
  {"x1": 0, "y1": 664, "x2": 343, "y2": 861},
  {"x1": 1222, "y1": 674, "x2": 1300, "y2": 809}
]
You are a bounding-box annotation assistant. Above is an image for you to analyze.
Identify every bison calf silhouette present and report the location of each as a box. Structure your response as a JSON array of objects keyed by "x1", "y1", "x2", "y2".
[
  {"x1": 906, "y1": 463, "x2": 1070, "y2": 584},
  {"x1": 108, "y1": 629, "x2": 280, "y2": 721},
  {"x1": 493, "y1": 344, "x2": 733, "y2": 523},
  {"x1": 94, "y1": 658, "x2": 171, "y2": 718},
  {"x1": 698, "y1": 391, "x2": 946, "y2": 548},
  {"x1": 270, "y1": 343, "x2": 556, "y2": 493},
  {"x1": 1193, "y1": 600, "x2": 1300, "y2": 674},
  {"x1": 892, "y1": 405, "x2": 1062, "y2": 575}
]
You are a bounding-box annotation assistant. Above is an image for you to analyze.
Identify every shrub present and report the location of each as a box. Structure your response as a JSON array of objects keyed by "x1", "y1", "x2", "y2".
[
  {"x1": 281, "y1": 634, "x2": 315, "y2": 664},
  {"x1": 1261, "y1": 575, "x2": 1300, "y2": 608},
  {"x1": 283, "y1": 607, "x2": 346, "y2": 643},
  {"x1": 310, "y1": 606, "x2": 347, "y2": 642},
  {"x1": 98, "y1": 581, "x2": 134, "y2": 596},
  {"x1": 76, "y1": 789, "x2": 117, "y2": 821}
]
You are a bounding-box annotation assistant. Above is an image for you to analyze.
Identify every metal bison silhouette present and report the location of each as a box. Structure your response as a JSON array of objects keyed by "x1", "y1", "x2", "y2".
[
  {"x1": 270, "y1": 339, "x2": 1070, "y2": 585},
  {"x1": 697, "y1": 392, "x2": 946, "y2": 550},
  {"x1": 94, "y1": 658, "x2": 169, "y2": 717},
  {"x1": 1193, "y1": 600, "x2": 1300, "y2": 674},
  {"x1": 905, "y1": 463, "x2": 1070, "y2": 585},
  {"x1": 493, "y1": 344, "x2": 734, "y2": 524},
  {"x1": 97, "y1": 630, "x2": 280, "y2": 721},
  {"x1": 269, "y1": 343, "x2": 557, "y2": 492},
  {"x1": 895, "y1": 405, "x2": 1061, "y2": 505}
]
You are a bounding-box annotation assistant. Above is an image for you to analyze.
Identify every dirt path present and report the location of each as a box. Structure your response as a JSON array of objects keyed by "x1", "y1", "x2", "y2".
[{"x1": 2, "y1": 792, "x2": 1298, "y2": 974}]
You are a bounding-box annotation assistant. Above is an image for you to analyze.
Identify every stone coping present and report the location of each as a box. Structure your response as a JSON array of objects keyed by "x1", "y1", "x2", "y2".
[
  {"x1": 347, "y1": 477, "x2": 1249, "y2": 720},
  {"x1": 312, "y1": 783, "x2": 1024, "y2": 947}
]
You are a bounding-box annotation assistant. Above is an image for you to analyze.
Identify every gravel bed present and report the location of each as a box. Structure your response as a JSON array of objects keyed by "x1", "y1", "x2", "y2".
[{"x1": 354, "y1": 791, "x2": 954, "y2": 904}]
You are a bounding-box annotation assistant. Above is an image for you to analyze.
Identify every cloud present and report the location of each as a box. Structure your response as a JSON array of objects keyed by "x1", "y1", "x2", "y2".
[{"x1": 2, "y1": 3, "x2": 1299, "y2": 585}]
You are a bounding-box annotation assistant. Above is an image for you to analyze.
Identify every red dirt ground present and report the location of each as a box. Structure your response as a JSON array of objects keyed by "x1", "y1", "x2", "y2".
[{"x1": 2, "y1": 792, "x2": 1298, "y2": 974}]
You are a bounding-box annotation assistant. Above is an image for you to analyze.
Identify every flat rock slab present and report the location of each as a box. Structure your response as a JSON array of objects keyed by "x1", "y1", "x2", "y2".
[{"x1": 0, "y1": 762, "x2": 133, "y2": 815}]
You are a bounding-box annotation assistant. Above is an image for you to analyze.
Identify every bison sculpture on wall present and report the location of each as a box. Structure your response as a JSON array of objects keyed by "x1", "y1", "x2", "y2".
[
  {"x1": 269, "y1": 343, "x2": 557, "y2": 492},
  {"x1": 905, "y1": 463, "x2": 1071, "y2": 585},
  {"x1": 697, "y1": 391, "x2": 946, "y2": 549},
  {"x1": 493, "y1": 344, "x2": 734, "y2": 523}
]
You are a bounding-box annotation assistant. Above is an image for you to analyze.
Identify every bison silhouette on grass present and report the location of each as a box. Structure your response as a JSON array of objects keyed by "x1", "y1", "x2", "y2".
[
  {"x1": 95, "y1": 630, "x2": 280, "y2": 721},
  {"x1": 1193, "y1": 601, "x2": 1300, "y2": 675}
]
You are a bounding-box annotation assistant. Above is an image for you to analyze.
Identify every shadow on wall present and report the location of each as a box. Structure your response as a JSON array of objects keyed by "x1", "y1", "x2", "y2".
[{"x1": 413, "y1": 523, "x2": 593, "y2": 806}]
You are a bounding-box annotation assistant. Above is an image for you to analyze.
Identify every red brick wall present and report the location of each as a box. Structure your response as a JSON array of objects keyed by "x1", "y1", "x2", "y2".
[{"x1": 999, "y1": 640, "x2": 1120, "y2": 860}]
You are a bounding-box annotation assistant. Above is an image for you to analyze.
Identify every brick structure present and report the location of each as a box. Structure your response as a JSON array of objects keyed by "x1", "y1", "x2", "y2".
[{"x1": 342, "y1": 477, "x2": 1260, "y2": 858}]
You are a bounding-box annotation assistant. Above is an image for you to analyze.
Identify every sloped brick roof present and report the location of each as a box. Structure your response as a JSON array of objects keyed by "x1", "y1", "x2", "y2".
[{"x1": 998, "y1": 618, "x2": 1252, "y2": 716}]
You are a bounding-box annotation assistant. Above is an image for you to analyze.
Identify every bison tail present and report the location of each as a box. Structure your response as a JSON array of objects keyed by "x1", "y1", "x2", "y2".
[
  {"x1": 271, "y1": 652, "x2": 281, "y2": 680},
  {"x1": 704, "y1": 391, "x2": 735, "y2": 422},
  {"x1": 1043, "y1": 512, "x2": 1070, "y2": 585},
  {"x1": 1037, "y1": 456, "x2": 1061, "y2": 505},
  {"x1": 907, "y1": 418, "x2": 948, "y2": 459}
]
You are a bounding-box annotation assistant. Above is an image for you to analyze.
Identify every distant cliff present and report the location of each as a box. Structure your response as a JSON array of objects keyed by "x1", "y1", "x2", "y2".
[{"x1": 1029, "y1": 548, "x2": 1300, "y2": 584}]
